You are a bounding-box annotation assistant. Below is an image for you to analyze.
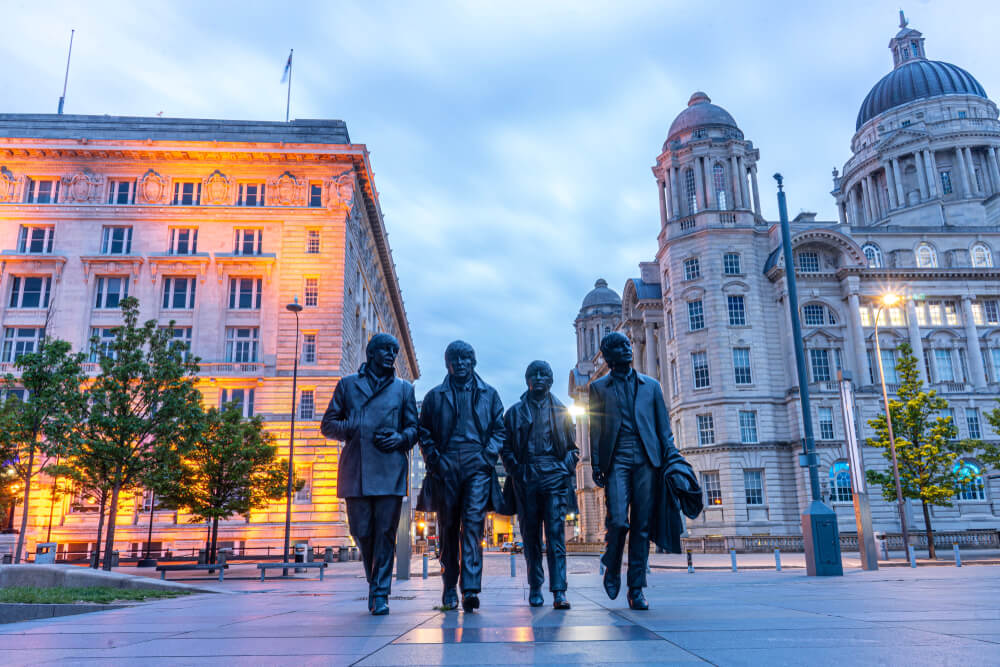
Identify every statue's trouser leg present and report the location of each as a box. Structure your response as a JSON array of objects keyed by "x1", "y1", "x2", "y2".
[
  {"x1": 542, "y1": 490, "x2": 567, "y2": 592},
  {"x1": 604, "y1": 436, "x2": 638, "y2": 579},
  {"x1": 518, "y1": 488, "x2": 545, "y2": 590},
  {"x1": 369, "y1": 495, "x2": 403, "y2": 598},
  {"x1": 437, "y1": 465, "x2": 462, "y2": 593},
  {"x1": 457, "y1": 444, "x2": 490, "y2": 593},
  {"x1": 625, "y1": 460, "x2": 655, "y2": 590},
  {"x1": 346, "y1": 497, "x2": 376, "y2": 587}
]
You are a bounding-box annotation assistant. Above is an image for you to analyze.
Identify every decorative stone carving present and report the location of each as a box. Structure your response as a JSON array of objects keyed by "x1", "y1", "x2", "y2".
[
  {"x1": 267, "y1": 171, "x2": 306, "y2": 206},
  {"x1": 60, "y1": 170, "x2": 105, "y2": 203},
  {"x1": 0, "y1": 166, "x2": 18, "y2": 203},
  {"x1": 329, "y1": 169, "x2": 356, "y2": 209},
  {"x1": 138, "y1": 169, "x2": 170, "y2": 204},
  {"x1": 202, "y1": 169, "x2": 232, "y2": 205}
]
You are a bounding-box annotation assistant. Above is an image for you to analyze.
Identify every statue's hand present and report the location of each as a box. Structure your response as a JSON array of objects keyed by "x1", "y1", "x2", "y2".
[
  {"x1": 479, "y1": 449, "x2": 498, "y2": 471},
  {"x1": 592, "y1": 468, "x2": 606, "y2": 488},
  {"x1": 374, "y1": 429, "x2": 405, "y2": 452},
  {"x1": 668, "y1": 471, "x2": 693, "y2": 493}
]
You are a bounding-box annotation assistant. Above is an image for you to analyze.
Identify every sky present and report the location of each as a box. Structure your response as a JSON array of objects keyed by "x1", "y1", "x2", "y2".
[{"x1": 2, "y1": 0, "x2": 998, "y2": 406}]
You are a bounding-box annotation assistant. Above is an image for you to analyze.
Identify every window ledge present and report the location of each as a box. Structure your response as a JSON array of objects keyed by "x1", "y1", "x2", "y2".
[{"x1": 79, "y1": 256, "x2": 144, "y2": 282}]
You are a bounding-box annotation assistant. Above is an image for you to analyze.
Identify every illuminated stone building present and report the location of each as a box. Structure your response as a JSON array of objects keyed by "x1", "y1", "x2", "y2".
[
  {"x1": 0, "y1": 113, "x2": 418, "y2": 560},
  {"x1": 571, "y1": 17, "x2": 1000, "y2": 547}
]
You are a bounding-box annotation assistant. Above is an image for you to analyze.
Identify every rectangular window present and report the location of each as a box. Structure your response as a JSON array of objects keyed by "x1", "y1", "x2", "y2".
[
  {"x1": 928, "y1": 302, "x2": 943, "y2": 326},
  {"x1": 723, "y1": 252, "x2": 742, "y2": 275},
  {"x1": 958, "y1": 349, "x2": 970, "y2": 384},
  {"x1": 8, "y1": 276, "x2": 52, "y2": 309},
  {"x1": 94, "y1": 276, "x2": 129, "y2": 309},
  {"x1": 859, "y1": 306, "x2": 872, "y2": 327},
  {"x1": 172, "y1": 181, "x2": 201, "y2": 205},
  {"x1": 914, "y1": 305, "x2": 927, "y2": 327},
  {"x1": 302, "y1": 333, "x2": 317, "y2": 364},
  {"x1": 743, "y1": 470, "x2": 764, "y2": 506},
  {"x1": 739, "y1": 410, "x2": 758, "y2": 443},
  {"x1": 965, "y1": 408, "x2": 981, "y2": 439},
  {"x1": 696, "y1": 414, "x2": 715, "y2": 445},
  {"x1": 225, "y1": 327, "x2": 259, "y2": 363},
  {"x1": 940, "y1": 171, "x2": 953, "y2": 195},
  {"x1": 23, "y1": 177, "x2": 59, "y2": 204},
  {"x1": 992, "y1": 349, "x2": 1000, "y2": 383},
  {"x1": 670, "y1": 359, "x2": 679, "y2": 396},
  {"x1": 833, "y1": 348, "x2": 843, "y2": 372},
  {"x1": 237, "y1": 183, "x2": 266, "y2": 207},
  {"x1": 228, "y1": 278, "x2": 263, "y2": 310},
  {"x1": 818, "y1": 406, "x2": 835, "y2": 440},
  {"x1": 304, "y1": 278, "x2": 319, "y2": 307},
  {"x1": 294, "y1": 464, "x2": 313, "y2": 503},
  {"x1": 89, "y1": 327, "x2": 117, "y2": 362},
  {"x1": 975, "y1": 300, "x2": 1000, "y2": 326},
  {"x1": 168, "y1": 228, "x2": 198, "y2": 255},
  {"x1": 733, "y1": 347, "x2": 752, "y2": 385},
  {"x1": 17, "y1": 225, "x2": 55, "y2": 254},
  {"x1": 161, "y1": 277, "x2": 196, "y2": 310},
  {"x1": 101, "y1": 226, "x2": 133, "y2": 254},
  {"x1": 809, "y1": 348, "x2": 831, "y2": 382},
  {"x1": 935, "y1": 349, "x2": 955, "y2": 382},
  {"x1": 692, "y1": 351, "x2": 710, "y2": 389},
  {"x1": 221, "y1": 388, "x2": 255, "y2": 417},
  {"x1": 2, "y1": 327, "x2": 45, "y2": 362},
  {"x1": 107, "y1": 179, "x2": 135, "y2": 204},
  {"x1": 879, "y1": 349, "x2": 898, "y2": 384},
  {"x1": 803, "y1": 304, "x2": 825, "y2": 326},
  {"x1": 165, "y1": 326, "x2": 192, "y2": 360},
  {"x1": 306, "y1": 229, "x2": 321, "y2": 254},
  {"x1": 233, "y1": 229, "x2": 263, "y2": 255},
  {"x1": 888, "y1": 307, "x2": 905, "y2": 327},
  {"x1": 299, "y1": 389, "x2": 315, "y2": 420},
  {"x1": 797, "y1": 251, "x2": 819, "y2": 272},
  {"x1": 683, "y1": 257, "x2": 701, "y2": 280},
  {"x1": 702, "y1": 471, "x2": 722, "y2": 506},
  {"x1": 727, "y1": 295, "x2": 746, "y2": 326},
  {"x1": 309, "y1": 183, "x2": 323, "y2": 208},
  {"x1": 940, "y1": 408, "x2": 954, "y2": 425},
  {"x1": 666, "y1": 310, "x2": 675, "y2": 340},
  {"x1": 944, "y1": 302, "x2": 959, "y2": 326},
  {"x1": 687, "y1": 300, "x2": 705, "y2": 331}
]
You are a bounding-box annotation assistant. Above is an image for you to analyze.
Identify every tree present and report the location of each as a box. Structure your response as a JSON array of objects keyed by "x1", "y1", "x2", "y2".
[
  {"x1": 69, "y1": 297, "x2": 204, "y2": 570},
  {"x1": 865, "y1": 342, "x2": 973, "y2": 558},
  {"x1": 47, "y1": 455, "x2": 114, "y2": 567},
  {"x1": 156, "y1": 404, "x2": 286, "y2": 564},
  {"x1": 979, "y1": 403, "x2": 1000, "y2": 476},
  {"x1": 0, "y1": 339, "x2": 86, "y2": 563}
]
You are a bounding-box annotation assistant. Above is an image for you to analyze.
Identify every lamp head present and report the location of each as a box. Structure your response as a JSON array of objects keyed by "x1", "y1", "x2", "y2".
[
  {"x1": 286, "y1": 295, "x2": 303, "y2": 313},
  {"x1": 881, "y1": 293, "x2": 901, "y2": 307}
]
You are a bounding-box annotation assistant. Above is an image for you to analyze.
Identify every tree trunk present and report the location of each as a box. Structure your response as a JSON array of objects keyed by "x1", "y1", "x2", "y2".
[
  {"x1": 92, "y1": 493, "x2": 107, "y2": 569},
  {"x1": 14, "y1": 446, "x2": 35, "y2": 564},
  {"x1": 210, "y1": 517, "x2": 219, "y2": 565},
  {"x1": 102, "y1": 482, "x2": 122, "y2": 571},
  {"x1": 921, "y1": 500, "x2": 936, "y2": 559}
]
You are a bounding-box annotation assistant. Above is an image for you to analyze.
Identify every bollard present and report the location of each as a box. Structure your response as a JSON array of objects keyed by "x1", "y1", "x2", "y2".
[
  {"x1": 953, "y1": 542, "x2": 962, "y2": 567},
  {"x1": 730, "y1": 549, "x2": 738, "y2": 573},
  {"x1": 881, "y1": 539, "x2": 889, "y2": 561},
  {"x1": 686, "y1": 550, "x2": 694, "y2": 574},
  {"x1": 422, "y1": 553, "x2": 429, "y2": 579},
  {"x1": 908, "y1": 546, "x2": 917, "y2": 568},
  {"x1": 774, "y1": 548, "x2": 782, "y2": 572},
  {"x1": 510, "y1": 551, "x2": 516, "y2": 577}
]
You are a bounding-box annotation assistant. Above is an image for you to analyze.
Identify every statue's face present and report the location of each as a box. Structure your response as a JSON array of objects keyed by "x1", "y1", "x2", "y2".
[
  {"x1": 526, "y1": 366, "x2": 553, "y2": 395},
  {"x1": 603, "y1": 336, "x2": 633, "y2": 366},
  {"x1": 368, "y1": 341, "x2": 399, "y2": 374},
  {"x1": 446, "y1": 351, "x2": 476, "y2": 383}
]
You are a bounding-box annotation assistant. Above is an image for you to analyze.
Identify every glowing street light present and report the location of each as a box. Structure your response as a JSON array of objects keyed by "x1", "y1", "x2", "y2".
[{"x1": 567, "y1": 403, "x2": 586, "y2": 418}]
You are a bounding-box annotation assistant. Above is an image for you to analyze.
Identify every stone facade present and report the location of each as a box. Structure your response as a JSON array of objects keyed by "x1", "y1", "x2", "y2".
[
  {"x1": 571, "y1": 19, "x2": 1000, "y2": 545},
  {"x1": 0, "y1": 114, "x2": 417, "y2": 560}
]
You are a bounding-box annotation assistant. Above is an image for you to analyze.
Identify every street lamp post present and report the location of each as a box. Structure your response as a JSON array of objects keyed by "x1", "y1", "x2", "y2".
[
  {"x1": 872, "y1": 295, "x2": 911, "y2": 555},
  {"x1": 775, "y1": 174, "x2": 843, "y2": 576},
  {"x1": 282, "y1": 296, "x2": 303, "y2": 576}
]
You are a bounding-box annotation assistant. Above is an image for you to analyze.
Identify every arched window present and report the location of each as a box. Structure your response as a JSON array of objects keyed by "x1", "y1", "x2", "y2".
[
  {"x1": 972, "y1": 243, "x2": 993, "y2": 268},
  {"x1": 862, "y1": 243, "x2": 883, "y2": 268},
  {"x1": 684, "y1": 168, "x2": 697, "y2": 215},
  {"x1": 829, "y1": 461, "x2": 853, "y2": 503},
  {"x1": 954, "y1": 461, "x2": 986, "y2": 501},
  {"x1": 916, "y1": 243, "x2": 937, "y2": 268},
  {"x1": 713, "y1": 163, "x2": 728, "y2": 210}
]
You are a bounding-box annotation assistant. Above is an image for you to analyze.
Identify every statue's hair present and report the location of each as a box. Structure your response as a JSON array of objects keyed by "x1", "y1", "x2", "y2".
[
  {"x1": 599, "y1": 331, "x2": 630, "y2": 357},
  {"x1": 524, "y1": 360, "x2": 553, "y2": 380},
  {"x1": 444, "y1": 340, "x2": 476, "y2": 365},
  {"x1": 366, "y1": 332, "x2": 400, "y2": 357}
]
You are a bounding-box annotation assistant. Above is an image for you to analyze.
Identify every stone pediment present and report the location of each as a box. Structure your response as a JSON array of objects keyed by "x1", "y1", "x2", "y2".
[
  {"x1": 79, "y1": 256, "x2": 144, "y2": 281},
  {"x1": 0, "y1": 253, "x2": 68, "y2": 281},
  {"x1": 802, "y1": 329, "x2": 843, "y2": 344},
  {"x1": 878, "y1": 127, "x2": 928, "y2": 151},
  {"x1": 147, "y1": 253, "x2": 211, "y2": 283}
]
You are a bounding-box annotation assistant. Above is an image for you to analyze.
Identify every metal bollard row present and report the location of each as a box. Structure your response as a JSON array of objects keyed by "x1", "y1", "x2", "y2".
[
  {"x1": 953, "y1": 542, "x2": 962, "y2": 567},
  {"x1": 730, "y1": 549, "x2": 738, "y2": 573},
  {"x1": 510, "y1": 551, "x2": 516, "y2": 577},
  {"x1": 774, "y1": 548, "x2": 782, "y2": 572},
  {"x1": 422, "y1": 553, "x2": 429, "y2": 579}
]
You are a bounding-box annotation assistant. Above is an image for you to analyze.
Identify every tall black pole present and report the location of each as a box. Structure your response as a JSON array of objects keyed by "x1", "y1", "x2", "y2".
[
  {"x1": 775, "y1": 174, "x2": 843, "y2": 576},
  {"x1": 138, "y1": 490, "x2": 157, "y2": 567},
  {"x1": 45, "y1": 457, "x2": 59, "y2": 543},
  {"x1": 282, "y1": 298, "x2": 302, "y2": 575}
]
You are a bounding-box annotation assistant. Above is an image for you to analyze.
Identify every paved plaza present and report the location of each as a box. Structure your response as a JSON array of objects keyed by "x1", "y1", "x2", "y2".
[{"x1": 1, "y1": 553, "x2": 999, "y2": 666}]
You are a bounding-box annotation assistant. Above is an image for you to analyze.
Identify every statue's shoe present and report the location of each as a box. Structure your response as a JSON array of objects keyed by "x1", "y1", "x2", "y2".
[
  {"x1": 462, "y1": 592, "x2": 480, "y2": 613},
  {"x1": 627, "y1": 588, "x2": 649, "y2": 610},
  {"x1": 603, "y1": 568, "x2": 621, "y2": 600},
  {"x1": 528, "y1": 588, "x2": 544, "y2": 607},
  {"x1": 371, "y1": 596, "x2": 390, "y2": 615},
  {"x1": 553, "y1": 591, "x2": 571, "y2": 610},
  {"x1": 441, "y1": 588, "x2": 458, "y2": 611}
]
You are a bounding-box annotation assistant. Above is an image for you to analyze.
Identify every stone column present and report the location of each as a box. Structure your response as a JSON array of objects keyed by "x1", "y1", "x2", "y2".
[
  {"x1": 730, "y1": 156, "x2": 741, "y2": 209},
  {"x1": 955, "y1": 147, "x2": 972, "y2": 197},
  {"x1": 860, "y1": 175, "x2": 873, "y2": 223},
  {"x1": 891, "y1": 157, "x2": 905, "y2": 205},
  {"x1": 850, "y1": 185, "x2": 862, "y2": 225},
  {"x1": 961, "y1": 298, "x2": 987, "y2": 389},
  {"x1": 871, "y1": 174, "x2": 884, "y2": 219},
  {"x1": 737, "y1": 156, "x2": 749, "y2": 209},
  {"x1": 884, "y1": 162, "x2": 898, "y2": 209},
  {"x1": 847, "y1": 291, "x2": 870, "y2": 384},
  {"x1": 989, "y1": 147, "x2": 1000, "y2": 194},
  {"x1": 670, "y1": 166, "x2": 681, "y2": 217},
  {"x1": 928, "y1": 149, "x2": 941, "y2": 196},
  {"x1": 703, "y1": 157, "x2": 715, "y2": 210},
  {"x1": 644, "y1": 323, "x2": 657, "y2": 377},
  {"x1": 693, "y1": 158, "x2": 705, "y2": 212},
  {"x1": 658, "y1": 178, "x2": 668, "y2": 227},
  {"x1": 780, "y1": 290, "x2": 799, "y2": 389},
  {"x1": 837, "y1": 199, "x2": 847, "y2": 225},
  {"x1": 750, "y1": 164, "x2": 761, "y2": 216},
  {"x1": 914, "y1": 152, "x2": 929, "y2": 200},
  {"x1": 905, "y1": 299, "x2": 927, "y2": 384},
  {"x1": 966, "y1": 147, "x2": 981, "y2": 196},
  {"x1": 923, "y1": 149, "x2": 938, "y2": 197}
]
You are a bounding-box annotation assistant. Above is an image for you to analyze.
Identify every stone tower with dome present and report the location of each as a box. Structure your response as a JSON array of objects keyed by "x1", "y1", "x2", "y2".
[{"x1": 571, "y1": 13, "x2": 1000, "y2": 549}]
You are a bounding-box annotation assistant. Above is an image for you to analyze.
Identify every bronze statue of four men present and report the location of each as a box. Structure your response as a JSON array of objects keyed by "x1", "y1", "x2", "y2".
[{"x1": 322, "y1": 333, "x2": 701, "y2": 616}]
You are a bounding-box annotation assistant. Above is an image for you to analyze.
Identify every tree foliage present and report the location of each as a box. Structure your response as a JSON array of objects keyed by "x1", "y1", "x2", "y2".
[
  {"x1": 865, "y1": 342, "x2": 974, "y2": 558},
  {"x1": 981, "y1": 403, "x2": 1000, "y2": 471}
]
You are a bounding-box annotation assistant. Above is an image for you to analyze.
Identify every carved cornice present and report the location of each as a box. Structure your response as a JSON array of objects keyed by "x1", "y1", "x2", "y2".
[
  {"x1": 836, "y1": 266, "x2": 1000, "y2": 281},
  {"x1": 0, "y1": 253, "x2": 67, "y2": 281},
  {"x1": 213, "y1": 253, "x2": 276, "y2": 282},
  {"x1": 147, "y1": 253, "x2": 211, "y2": 283},
  {"x1": 79, "y1": 256, "x2": 144, "y2": 282}
]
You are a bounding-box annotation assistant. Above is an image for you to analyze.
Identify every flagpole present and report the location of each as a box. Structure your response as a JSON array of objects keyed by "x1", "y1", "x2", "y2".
[
  {"x1": 57, "y1": 29, "x2": 75, "y2": 114},
  {"x1": 285, "y1": 49, "x2": 293, "y2": 123}
]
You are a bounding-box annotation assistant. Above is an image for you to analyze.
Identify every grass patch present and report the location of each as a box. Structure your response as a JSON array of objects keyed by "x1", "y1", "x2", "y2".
[{"x1": 0, "y1": 586, "x2": 192, "y2": 605}]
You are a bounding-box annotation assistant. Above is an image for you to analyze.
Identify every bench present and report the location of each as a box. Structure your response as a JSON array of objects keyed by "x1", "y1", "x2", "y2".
[
  {"x1": 156, "y1": 563, "x2": 229, "y2": 582},
  {"x1": 256, "y1": 561, "x2": 328, "y2": 581}
]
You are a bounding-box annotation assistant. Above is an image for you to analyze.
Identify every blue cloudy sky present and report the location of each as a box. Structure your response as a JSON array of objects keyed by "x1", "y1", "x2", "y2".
[{"x1": 2, "y1": 0, "x2": 997, "y2": 406}]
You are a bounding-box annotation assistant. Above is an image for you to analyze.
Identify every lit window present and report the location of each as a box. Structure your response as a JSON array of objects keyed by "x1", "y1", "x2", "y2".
[
  {"x1": 713, "y1": 163, "x2": 728, "y2": 209},
  {"x1": 914, "y1": 305, "x2": 927, "y2": 326},
  {"x1": 859, "y1": 307, "x2": 872, "y2": 327},
  {"x1": 972, "y1": 243, "x2": 993, "y2": 268},
  {"x1": 2, "y1": 327, "x2": 45, "y2": 362},
  {"x1": 809, "y1": 348, "x2": 831, "y2": 382},
  {"x1": 107, "y1": 179, "x2": 135, "y2": 204},
  {"x1": 237, "y1": 183, "x2": 266, "y2": 207},
  {"x1": 723, "y1": 252, "x2": 742, "y2": 275},
  {"x1": 954, "y1": 461, "x2": 986, "y2": 501},
  {"x1": 916, "y1": 244, "x2": 937, "y2": 268},
  {"x1": 692, "y1": 351, "x2": 710, "y2": 388},
  {"x1": 940, "y1": 171, "x2": 953, "y2": 195},
  {"x1": 225, "y1": 327, "x2": 259, "y2": 363},
  {"x1": 233, "y1": 229, "x2": 263, "y2": 255},
  {"x1": 684, "y1": 168, "x2": 697, "y2": 214},
  {"x1": 957, "y1": 110, "x2": 967, "y2": 119},
  {"x1": 818, "y1": 406, "x2": 835, "y2": 440},
  {"x1": 797, "y1": 252, "x2": 819, "y2": 273},
  {"x1": 8, "y1": 276, "x2": 52, "y2": 309},
  {"x1": 17, "y1": 225, "x2": 55, "y2": 254},
  {"x1": 687, "y1": 300, "x2": 705, "y2": 331},
  {"x1": 94, "y1": 276, "x2": 129, "y2": 309},
  {"x1": 228, "y1": 278, "x2": 263, "y2": 310},
  {"x1": 161, "y1": 277, "x2": 196, "y2": 310},
  {"x1": 944, "y1": 301, "x2": 959, "y2": 325},
  {"x1": 101, "y1": 226, "x2": 133, "y2": 254},
  {"x1": 304, "y1": 278, "x2": 319, "y2": 307},
  {"x1": 168, "y1": 228, "x2": 198, "y2": 255},
  {"x1": 294, "y1": 464, "x2": 313, "y2": 503},
  {"x1": 862, "y1": 244, "x2": 882, "y2": 268},
  {"x1": 306, "y1": 230, "x2": 321, "y2": 254},
  {"x1": 702, "y1": 471, "x2": 721, "y2": 505},
  {"x1": 733, "y1": 347, "x2": 752, "y2": 385},
  {"x1": 172, "y1": 181, "x2": 201, "y2": 205},
  {"x1": 221, "y1": 387, "x2": 255, "y2": 417},
  {"x1": 727, "y1": 295, "x2": 746, "y2": 326},
  {"x1": 934, "y1": 349, "x2": 954, "y2": 382},
  {"x1": 23, "y1": 177, "x2": 59, "y2": 204},
  {"x1": 743, "y1": 470, "x2": 764, "y2": 506},
  {"x1": 89, "y1": 327, "x2": 117, "y2": 362},
  {"x1": 829, "y1": 461, "x2": 852, "y2": 503},
  {"x1": 965, "y1": 408, "x2": 982, "y2": 439},
  {"x1": 302, "y1": 334, "x2": 317, "y2": 364},
  {"x1": 696, "y1": 414, "x2": 715, "y2": 445},
  {"x1": 880, "y1": 349, "x2": 899, "y2": 384},
  {"x1": 309, "y1": 183, "x2": 323, "y2": 208},
  {"x1": 299, "y1": 389, "x2": 315, "y2": 420},
  {"x1": 683, "y1": 257, "x2": 701, "y2": 280},
  {"x1": 738, "y1": 410, "x2": 758, "y2": 443}
]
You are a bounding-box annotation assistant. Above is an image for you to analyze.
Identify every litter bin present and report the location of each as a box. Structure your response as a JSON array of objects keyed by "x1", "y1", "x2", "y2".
[
  {"x1": 35, "y1": 543, "x2": 57, "y2": 564},
  {"x1": 294, "y1": 542, "x2": 308, "y2": 573},
  {"x1": 338, "y1": 546, "x2": 348, "y2": 562},
  {"x1": 197, "y1": 549, "x2": 207, "y2": 565},
  {"x1": 2, "y1": 553, "x2": 12, "y2": 564},
  {"x1": 110, "y1": 550, "x2": 120, "y2": 567},
  {"x1": 350, "y1": 546, "x2": 359, "y2": 561},
  {"x1": 873, "y1": 532, "x2": 887, "y2": 560},
  {"x1": 324, "y1": 546, "x2": 334, "y2": 563}
]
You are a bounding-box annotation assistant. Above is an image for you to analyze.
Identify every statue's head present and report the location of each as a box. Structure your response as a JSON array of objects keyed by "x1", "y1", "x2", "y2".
[
  {"x1": 366, "y1": 333, "x2": 400, "y2": 376},
  {"x1": 445, "y1": 340, "x2": 476, "y2": 383},
  {"x1": 524, "y1": 360, "x2": 553, "y2": 397},
  {"x1": 599, "y1": 332, "x2": 633, "y2": 367}
]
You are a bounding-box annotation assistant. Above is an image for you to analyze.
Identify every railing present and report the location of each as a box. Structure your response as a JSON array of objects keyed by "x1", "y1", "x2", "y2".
[
  {"x1": 936, "y1": 381, "x2": 968, "y2": 393},
  {"x1": 682, "y1": 529, "x2": 1000, "y2": 553},
  {"x1": 198, "y1": 362, "x2": 265, "y2": 376},
  {"x1": 718, "y1": 212, "x2": 737, "y2": 225},
  {"x1": 678, "y1": 217, "x2": 696, "y2": 231}
]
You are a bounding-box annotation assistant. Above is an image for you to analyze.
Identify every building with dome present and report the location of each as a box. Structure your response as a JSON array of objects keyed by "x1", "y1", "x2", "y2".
[{"x1": 570, "y1": 13, "x2": 1000, "y2": 548}]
